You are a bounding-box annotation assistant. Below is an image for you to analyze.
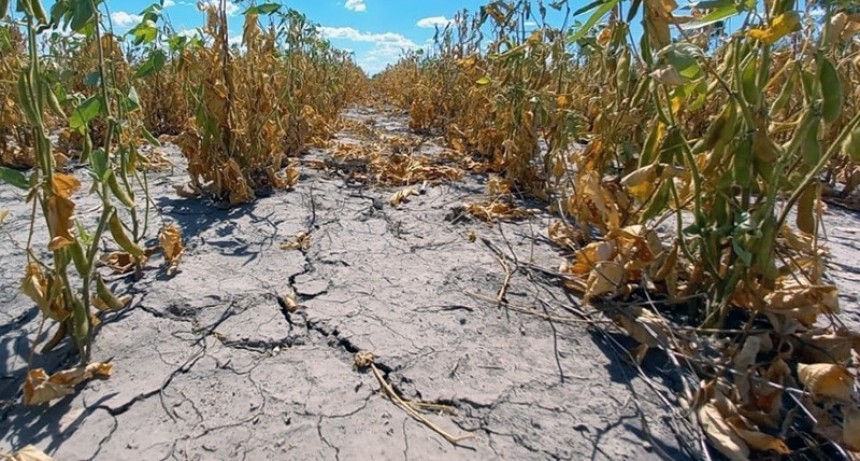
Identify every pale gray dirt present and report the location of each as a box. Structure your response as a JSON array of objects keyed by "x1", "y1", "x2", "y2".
[{"x1": 1, "y1": 107, "x2": 858, "y2": 460}]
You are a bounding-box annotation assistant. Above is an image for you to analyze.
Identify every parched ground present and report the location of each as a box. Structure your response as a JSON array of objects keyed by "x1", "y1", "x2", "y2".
[{"x1": 1, "y1": 107, "x2": 859, "y2": 460}]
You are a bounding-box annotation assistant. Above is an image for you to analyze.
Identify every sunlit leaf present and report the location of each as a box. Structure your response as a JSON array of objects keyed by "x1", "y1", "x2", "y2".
[
  {"x1": 69, "y1": 95, "x2": 102, "y2": 133},
  {"x1": 23, "y1": 363, "x2": 113, "y2": 405},
  {"x1": 747, "y1": 12, "x2": 801, "y2": 45},
  {"x1": 797, "y1": 363, "x2": 855, "y2": 402}
]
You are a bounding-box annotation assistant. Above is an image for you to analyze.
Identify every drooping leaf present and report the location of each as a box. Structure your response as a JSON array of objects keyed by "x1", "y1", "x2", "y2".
[
  {"x1": 747, "y1": 12, "x2": 801, "y2": 45},
  {"x1": 23, "y1": 363, "x2": 113, "y2": 405},
  {"x1": 0, "y1": 166, "x2": 30, "y2": 190},
  {"x1": 797, "y1": 363, "x2": 855, "y2": 402},
  {"x1": 568, "y1": 0, "x2": 621, "y2": 44},
  {"x1": 69, "y1": 95, "x2": 102, "y2": 133},
  {"x1": 698, "y1": 403, "x2": 750, "y2": 461},
  {"x1": 135, "y1": 49, "x2": 167, "y2": 78}
]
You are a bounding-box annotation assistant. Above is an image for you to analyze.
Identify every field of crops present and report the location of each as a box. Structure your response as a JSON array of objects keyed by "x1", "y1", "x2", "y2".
[{"x1": 2, "y1": 0, "x2": 860, "y2": 459}]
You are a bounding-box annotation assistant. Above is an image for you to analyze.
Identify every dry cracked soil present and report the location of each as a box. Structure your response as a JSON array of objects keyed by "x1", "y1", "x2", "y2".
[{"x1": 2, "y1": 107, "x2": 860, "y2": 460}]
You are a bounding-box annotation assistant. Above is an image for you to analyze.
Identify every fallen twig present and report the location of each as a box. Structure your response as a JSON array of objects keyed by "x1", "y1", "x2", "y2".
[{"x1": 355, "y1": 352, "x2": 474, "y2": 445}]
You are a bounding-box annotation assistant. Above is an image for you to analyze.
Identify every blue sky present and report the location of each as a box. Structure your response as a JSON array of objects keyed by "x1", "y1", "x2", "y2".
[{"x1": 99, "y1": 0, "x2": 503, "y2": 75}]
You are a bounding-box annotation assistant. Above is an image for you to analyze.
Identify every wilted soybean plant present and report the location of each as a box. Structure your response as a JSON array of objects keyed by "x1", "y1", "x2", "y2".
[{"x1": 0, "y1": 0, "x2": 172, "y2": 404}]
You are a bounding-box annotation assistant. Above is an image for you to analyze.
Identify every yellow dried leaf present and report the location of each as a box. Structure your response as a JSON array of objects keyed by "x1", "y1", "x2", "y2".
[
  {"x1": 20, "y1": 264, "x2": 70, "y2": 322},
  {"x1": 6, "y1": 445, "x2": 53, "y2": 461},
  {"x1": 584, "y1": 261, "x2": 625, "y2": 301},
  {"x1": 732, "y1": 427, "x2": 790, "y2": 454},
  {"x1": 800, "y1": 332, "x2": 855, "y2": 364},
  {"x1": 389, "y1": 187, "x2": 418, "y2": 206},
  {"x1": 487, "y1": 176, "x2": 511, "y2": 195},
  {"x1": 279, "y1": 291, "x2": 299, "y2": 313},
  {"x1": 611, "y1": 306, "x2": 669, "y2": 348},
  {"x1": 748, "y1": 12, "x2": 801, "y2": 45},
  {"x1": 46, "y1": 195, "x2": 76, "y2": 251},
  {"x1": 797, "y1": 363, "x2": 855, "y2": 402},
  {"x1": 764, "y1": 284, "x2": 839, "y2": 325},
  {"x1": 596, "y1": 27, "x2": 612, "y2": 46},
  {"x1": 548, "y1": 221, "x2": 582, "y2": 251},
  {"x1": 158, "y1": 224, "x2": 185, "y2": 275},
  {"x1": 651, "y1": 65, "x2": 685, "y2": 86},
  {"x1": 100, "y1": 251, "x2": 140, "y2": 274},
  {"x1": 173, "y1": 183, "x2": 201, "y2": 198},
  {"x1": 570, "y1": 241, "x2": 615, "y2": 274},
  {"x1": 698, "y1": 403, "x2": 750, "y2": 461},
  {"x1": 281, "y1": 232, "x2": 311, "y2": 251},
  {"x1": 733, "y1": 336, "x2": 762, "y2": 403},
  {"x1": 23, "y1": 363, "x2": 113, "y2": 405},
  {"x1": 51, "y1": 173, "x2": 81, "y2": 200},
  {"x1": 621, "y1": 164, "x2": 658, "y2": 200}
]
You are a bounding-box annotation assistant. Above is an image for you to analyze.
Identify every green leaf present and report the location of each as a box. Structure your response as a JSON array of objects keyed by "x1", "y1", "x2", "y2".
[
  {"x1": 0, "y1": 166, "x2": 30, "y2": 190},
  {"x1": 130, "y1": 19, "x2": 158, "y2": 45},
  {"x1": 573, "y1": 0, "x2": 604, "y2": 17},
  {"x1": 90, "y1": 148, "x2": 110, "y2": 182},
  {"x1": 681, "y1": 0, "x2": 743, "y2": 30},
  {"x1": 84, "y1": 71, "x2": 101, "y2": 87},
  {"x1": 475, "y1": 76, "x2": 491, "y2": 85},
  {"x1": 662, "y1": 43, "x2": 704, "y2": 80},
  {"x1": 568, "y1": 0, "x2": 620, "y2": 44},
  {"x1": 69, "y1": 95, "x2": 102, "y2": 133},
  {"x1": 245, "y1": 3, "x2": 280, "y2": 15},
  {"x1": 732, "y1": 237, "x2": 753, "y2": 267},
  {"x1": 70, "y1": 0, "x2": 94, "y2": 32},
  {"x1": 135, "y1": 49, "x2": 166, "y2": 77},
  {"x1": 125, "y1": 86, "x2": 141, "y2": 112},
  {"x1": 141, "y1": 126, "x2": 161, "y2": 147}
]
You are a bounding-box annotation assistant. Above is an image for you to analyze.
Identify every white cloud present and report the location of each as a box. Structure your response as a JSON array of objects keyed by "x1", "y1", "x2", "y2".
[
  {"x1": 319, "y1": 26, "x2": 419, "y2": 75},
  {"x1": 345, "y1": 0, "x2": 366, "y2": 12},
  {"x1": 416, "y1": 16, "x2": 452, "y2": 28},
  {"x1": 163, "y1": 0, "x2": 176, "y2": 7},
  {"x1": 319, "y1": 26, "x2": 416, "y2": 49},
  {"x1": 111, "y1": 11, "x2": 143, "y2": 27},
  {"x1": 198, "y1": 1, "x2": 239, "y2": 16}
]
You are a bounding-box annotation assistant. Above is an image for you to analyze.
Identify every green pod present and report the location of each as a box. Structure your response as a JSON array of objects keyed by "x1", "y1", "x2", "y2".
[
  {"x1": 733, "y1": 135, "x2": 753, "y2": 189},
  {"x1": 96, "y1": 275, "x2": 127, "y2": 311},
  {"x1": 741, "y1": 57, "x2": 760, "y2": 107},
  {"x1": 629, "y1": 76, "x2": 650, "y2": 108},
  {"x1": 108, "y1": 174, "x2": 136, "y2": 208},
  {"x1": 770, "y1": 64, "x2": 796, "y2": 115},
  {"x1": 796, "y1": 183, "x2": 818, "y2": 235},
  {"x1": 45, "y1": 81, "x2": 65, "y2": 118},
  {"x1": 819, "y1": 56, "x2": 843, "y2": 124},
  {"x1": 753, "y1": 217, "x2": 778, "y2": 286},
  {"x1": 693, "y1": 102, "x2": 735, "y2": 155},
  {"x1": 641, "y1": 180, "x2": 670, "y2": 222},
  {"x1": 68, "y1": 238, "x2": 89, "y2": 276},
  {"x1": 16, "y1": 72, "x2": 39, "y2": 127},
  {"x1": 72, "y1": 296, "x2": 89, "y2": 343},
  {"x1": 801, "y1": 121, "x2": 822, "y2": 167},
  {"x1": 41, "y1": 322, "x2": 67, "y2": 353},
  {"x1": 616, "y1": 48, "x2": 631, "y2": 93},
  {"x1": 800, "y1": 69, "x2": 818, "y2": 103},
  {"x1": 109, "y1": 210, "x2": 145, "y2": 257},
  {"x1": 844, "y1": 124, "x2": 860, "y2": 163},
  {"x1": 638, "y1": 120, "x2": 662, "y2": 167},
  {"x1": 80, "y1": 133, "x2": 93, "y2": 164},
  {"x1": 659, "y1": 127, "x2": 684, "y2": 165},
  {"x1": 30, "y1": 0, "x2": 48, "y2": 24},
  {"x1": 712, "y1": 188, "x2": 730, "y2": 229}
]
